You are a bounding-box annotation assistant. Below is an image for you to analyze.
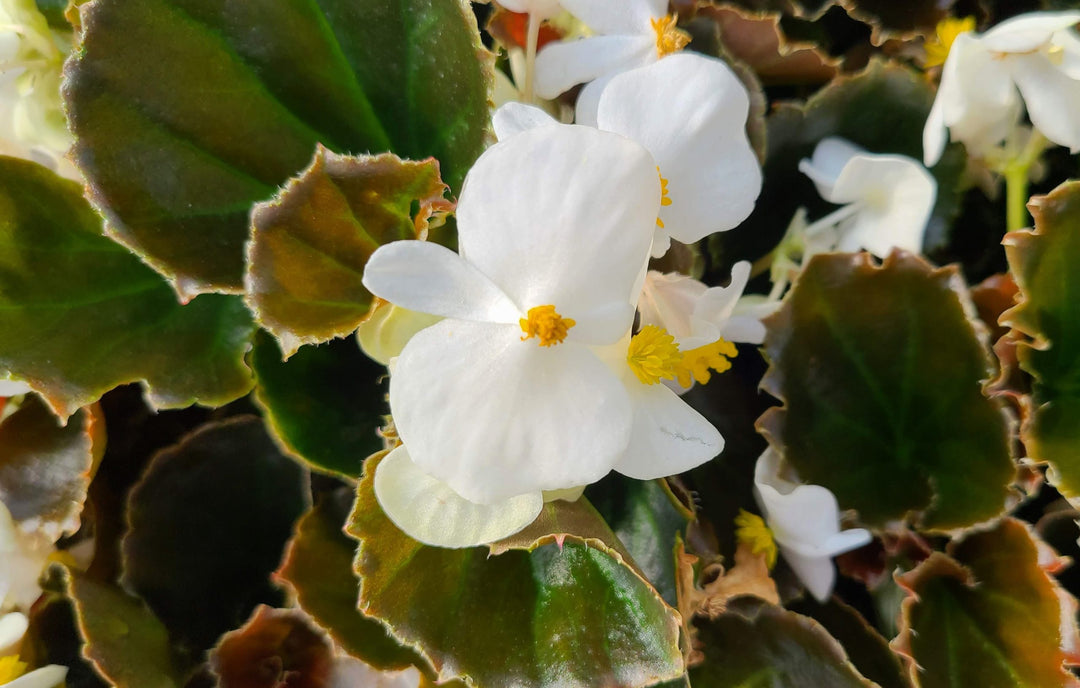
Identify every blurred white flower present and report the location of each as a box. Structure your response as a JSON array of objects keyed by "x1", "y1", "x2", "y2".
[
  {"x1": 798, "y1": 136, "x2": 936, "y2": 258},
  {"x1": 363, "y1": 124, "x2": 659, "y2": 506},
  {"x1": 753, "y1": 448, "x2": 872, "y2": 602},
  {"x1": 924, "y1": 10, "x2": 1080, "y2": 166},
  {"x1": 534, "y1": 0, "x2": 689, "y2": 124},
  {"x1": 328, "y1": 653, "x2": 421, "y2": 688},
  {"x1": 0, "y1": 612, "x2": 66, "y2": 688},
  {"x1": 0, "y1": 501, "x2": 51, "y2": 614}
]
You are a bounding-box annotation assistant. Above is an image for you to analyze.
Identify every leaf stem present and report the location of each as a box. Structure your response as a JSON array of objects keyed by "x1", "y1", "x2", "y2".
[{"x1": 523, "y1": 12, "x2": 540, "y2": 104}]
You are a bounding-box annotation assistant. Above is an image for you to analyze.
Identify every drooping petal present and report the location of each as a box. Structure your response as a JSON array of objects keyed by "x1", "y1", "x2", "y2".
[
  {"x1": 614, "y1": 377, "x2": 723, "y2": 480},
  {"x1": 455, "y1": 125, "x2": 659, "y2": 344},
  {"x1": 1009, "y1": 51, "x2": 1080, "y2": 152},
  {"x1": 492, "y1": 102, "x2": 557, "y2": 141},
  {"x1": 798, "y1": 137, "x2": 865, "y2": 200},
  {"x1": 534, "y1": 34, "x2": 655, "y2": 100},
  {"x1": 362, "y1": 241, "x2": 520, "y2": 324},
  {"x1": 5, "y1": 665, "x2": 68, "y2": 688},
  {"x1": 980, "y1": 10, "x2": 1080, "y2": 53},
  {"x1": 373, "y1": 446, "x2": 543, "y2": 548},
  {"x1": 558, "y1": 0, "x2": 664, "y2": 36},
  {"x1": 777, "y1": 548, "x2": 840, "y2": 603},
  {"x1": 595, "y1": 53, "x2": 762, "y2": 245},
  {"x1": 391, "y1": 319, "x2": 633, "y2": 503},
  {"x1": 355, "y1": 303, "x2": 441, "y2": 366}
]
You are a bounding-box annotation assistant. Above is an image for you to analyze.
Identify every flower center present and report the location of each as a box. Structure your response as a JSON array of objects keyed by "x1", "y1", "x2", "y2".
[
  {"x1": 520, "y1": 305, "x2": 575, "y2": 346},
  {"x1": 650, "y1": 15, "x2": 691, "y2": 58},
  {"x1": 924, "y1": 16, "x2": 975, "y2": 68},
  {"x1": 0, "y1": 656, "x2": 27, "y2": 683},
  {"x1": 734, "y1": 509, "x2": 777, "y2": 569},
  {"x1": 675, "y1": 337, "x2": 738, "y2": 388},
  {"x1": 627, "y1": 325, "x2": 682, "y2": 384},
  {"x1": 657, "y1": 167, "x2": 672, "y2": 229}
]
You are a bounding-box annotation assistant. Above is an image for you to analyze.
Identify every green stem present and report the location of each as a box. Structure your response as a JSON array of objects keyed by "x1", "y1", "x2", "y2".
[{"x1": 1002, "y1": 130, "x2": 1049, "y2": 232}]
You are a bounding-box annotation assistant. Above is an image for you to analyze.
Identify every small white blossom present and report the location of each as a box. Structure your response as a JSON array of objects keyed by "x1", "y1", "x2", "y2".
[
  {"x1": 753, "y1": 448, "x2": 871, "y2": 602},
  {"x1": 924, "y1": 10, "x2": 1080, "y2": 166}
]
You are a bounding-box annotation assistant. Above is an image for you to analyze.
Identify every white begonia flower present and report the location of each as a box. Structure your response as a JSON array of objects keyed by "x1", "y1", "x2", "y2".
[
  {"x1": 0, "y1": 501, "x2": 52, "y2": 613},
  {"x1": 534, "y1": 0, "x2": 690, "y2": 125},
  {"x1": 497, "y1": 52, "x2": 762, "y2": 257},
  {"x1": 362, "y1": 124, "x2": 660, "y2": 505},
  {"x1": 798, "y1": 136, "x2": 937, "y2": 258},
  {"x1": 923, "y1": 11, "x2": 1080, "y2": 166},
  {"x1": 753, "y1": 448, "x2": 872, "y2": 603}
]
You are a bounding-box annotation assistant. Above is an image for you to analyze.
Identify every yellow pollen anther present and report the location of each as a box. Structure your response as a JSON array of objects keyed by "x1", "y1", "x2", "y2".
[
  {"x1": 0, "y1": 655, "x2": 27, "y2": 683},
  {"x1": 520, "y1": 305, "x2": 575, "y2": 347},
  {"x1": 734, "y1": 509, "x2": 778, "y2": 569},
  {"x1": 657, "y1": 167, "x2": 671, "y2": 229},
  {"x1": 627, "y1": 325, "x2": 683, "y2": 384},
  {"x1": 651, "y1": 15, "x2": 691, "y2": 58},
  {"x1": 674, "y1": 337, "x2": 738, "y2": 388},
  {"x1": 924, "y1": 16, "x2": 975, "y2": 68}
]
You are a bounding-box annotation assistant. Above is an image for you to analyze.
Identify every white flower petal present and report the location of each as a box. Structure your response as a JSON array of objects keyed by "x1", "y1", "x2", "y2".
[
  {"x1": 362, "y1": 241, "x2": 520, "y2": 324},
  {"x1": 1053, "y1": 29, "x2": 1080, "y2": 79},
  {"x1": 558, "y1": 0, "x2": 663, "y2": 36},
  {"x1": 1010, "y1": 52, "x2": 1080, "y2": 152},
  {"x1": 4, "y1": 665, "x2": 68, "y2": 688},
  {"x1": 356, "y1": 303, "x2": 441, "y2": 366},
  {"x1": 779, "y1": 548, "x2": 838, "y2": 603},
  {"x1": 596, "y1": 53, "x2": 762, "y2": 244},
  {"x1": 391, "y1": 320, "x2": 632, "y2": 503},
  {"x1": 329, "y1": 656, "x2": 421, "y2": 688},
  {"x1": 534, "y1": 34, "x2": 655, "y2": 99},
  {"x1": 0, "y1": 612, "x2": 27, "y2": 655},
  {"x1": 374, "y1": 446, "x2": 543, "y2": 548},
  {"x1": 798, "y1": 137, "x2": 865, "y2": 200},
  {"x1": 455, "y1": 125, "x2": 659, "y2": 343},
  {"x1": 497, "y1": 0, "x2": 563, "y2": 20},
  {"x1": 923, "y1": 80, "x2": 949, "y2": 167},
  {"x1": 492, "y1": 102, "x2": 557, "y2": 141},
  {"x1": 614, "y1": 379, "x2": 723, "y2": 480},
  {"x1": 0, "y1": 378, "x2": 30, "y2": 397},
  {"x1": 638, "y1": 271, "x2": 707, "y2": 341},
  {"x1": 981, "y1": 11, "x2": 1080, "y2": 53}
]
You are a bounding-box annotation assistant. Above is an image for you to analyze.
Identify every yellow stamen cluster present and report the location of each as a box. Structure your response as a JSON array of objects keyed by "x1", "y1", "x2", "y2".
[
  {"x1": 520, "y1": 305, "x2": 575, "y2": 347},
  {"x1": 734, "y1": 509, "x2": 778, "y2": 569},
  {"x1": 924, "y1": 16, "x2": 976, "y2": 68},
  {"x1": 0, "y1": 655, "x2": 27, "y2": 683},
  {"x1": 675, "y1": 337, "x2": 738, "y2": 388},
  {"x1": 657, "y1": 167, "x2": 672, "y2": 229},
  {"x1": 650, "y1": 15, "x2": 691, "y2": 58},
  {"x1": 627, "y1": 325, "x2": 683, "y2": 384}
]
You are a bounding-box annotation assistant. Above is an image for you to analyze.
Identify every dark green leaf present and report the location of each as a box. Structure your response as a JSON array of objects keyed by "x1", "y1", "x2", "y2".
[
  {"x1": 64, "y1": 0, "x2": 492, "y2": 294},
  {"x1": 758, "y1": 251, "x2": 1014, "y2": 529},
  {"x1": 121, "y1": 416, "x2": 310, "y2": 658},
  {"x1": 251, "y1": 332, "x2": 387, "y2": 478},
  {"x1": 0, "y1": 157, "x2": 254, "y2": 419},
  {"x1": 346, "y1": 452, "x2": 684, "y2": 688}
]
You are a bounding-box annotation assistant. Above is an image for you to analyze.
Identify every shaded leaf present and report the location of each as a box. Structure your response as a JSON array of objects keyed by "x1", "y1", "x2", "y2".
[
  {"x1": 65, "y1": 568, "x2": 183, "y2": 688},
  {"x1": 758, "y1": 251, "x2": 1014, "y2": 529},
  {"x1": 346, "y1": 452, "x2": 684, "y2": 688},
  {"x1": 275, "y1": 495, "x2": 427, "y2": 673},
  {"x1": 122, "y1": 416, "x2": 311, "y2": 659},
  {"x1": 64, "y1": 0, "x2": 492, "y2": 294},
  {"x1": 0, "y1": 395, "x2": 102, "y2": 539},
  {"x1": 688, "y1": 598, "x2": 875, "y2": 687},
  {"x1": 1002, "y1": 182, "x2": 1080, "y2": 503},
  {"x1": 893, "y1": 518, "x2": 1076, "y2": 688},
  {"x1": 22, "y1": 595, "x2": 109, "y2": 688},
  {"x1": 251, "y1": 332, "x2": 387, "y2": 479},
  {"x1": 246, "y1": 149, "x2": 451, "y2": 356},
  {"x1": 0, "y1": 157, "x2": 254, "y2": 419},
  {"x1": 209, "y1": 606, "x2": 333, "y2": 688}
]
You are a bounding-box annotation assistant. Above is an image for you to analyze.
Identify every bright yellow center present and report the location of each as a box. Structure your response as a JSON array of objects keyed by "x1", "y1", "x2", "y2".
[
  {"x1": 734, "y1": 509, "x2": 777, "y2": 569},
  {"x1": 627, "y1": 325, "x2": 683, "y2": 384},
  {"x1": 924, "y1": 16, "x2": 975, "y2": 68},
  {"x1": 657, "y1": 167, "x2": 672, "y2": 229},
  {"x1": 650, "y1": 15, "x2": 691, "y2": 58},
  {"x1": 0, "y1": 655, "x2": 27, "y2": 683},
  {"x1": 520, "y1": 305, "x2": 575, "y2": 347},
  {"x1": 675, "y1": 337, "x2": 738, "y2": 388}
]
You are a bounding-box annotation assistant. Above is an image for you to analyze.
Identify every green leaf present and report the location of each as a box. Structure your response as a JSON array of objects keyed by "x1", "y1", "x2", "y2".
[
  {"x1": 688, "y1": 599, "x2": 876, "y2": 687},
  {"x1": 1002, "y1": 181, "x2": 1080, "y2": 503},
  {"x1": 0, "y1": 157, "x2": 254, "y2": 419},
  {"x1": 65, "y1": 568, "x2": 183, "y2": 688},
  {"x1": 708, "y1": 60, "x2": 965, "y2": 276},
  {"x1": 250, "y1": 331, "x2": 387, "y2": 478},
  {"x1": 209, "y1": 606, "x2": 333, "y2": 688},
  {"x1": 64, "y1": 0, "x2": 492, "y2": 295},
  {"x1": 757, "y1": 251, "x2": 1014, "y2": 530},
  {"x1": 122, "y1": 416, "x2": 311, "y2": 658},
  {"x1": 585, "y1": 476, "x2": 690, "y2": 607},
  {"x1": 276, "y1": 495, "x2": 427, "y2": 673},
  {"x1": 0, "y1": 395, "x2": 101, "y2": 539},
  {"x1": 246, "y1": 148, "x2": 451, "y2": 356},
  {"x1": 346, "y1": 452, "x2": 684, "y2": 688},
  {"x1": 893, "y1": 518, "x2": 1076, "y2": 688}
]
